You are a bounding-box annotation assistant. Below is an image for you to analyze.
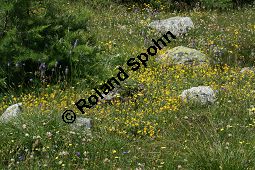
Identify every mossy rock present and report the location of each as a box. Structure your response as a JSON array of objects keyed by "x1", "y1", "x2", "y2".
[{"x1": 157, "y1": 46, "x2": 209, "y2": 65}]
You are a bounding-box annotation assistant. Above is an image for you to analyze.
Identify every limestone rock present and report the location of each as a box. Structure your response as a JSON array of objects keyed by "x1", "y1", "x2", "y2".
[
  {"x1": 149, "y1": 17, "x2": 194, "y2": 36},
  {"x1": 240, "y1": 67, "x2": 255, "y2": 74},
  {"x1": 0, "y1": 103, "x2": 22, "y2": 122},
  {"x1": 72, "y1": 117, "x2": 92, "y2": 129},
  {"x1": 181, "y1": 86, "x2": 216, "y2": 105},
  {"x1": 101, "y1": 90, "x2": 119, "y2": 101},
  {"x1": 157, "y1": 46, "x2": 208, "y2": 65}
]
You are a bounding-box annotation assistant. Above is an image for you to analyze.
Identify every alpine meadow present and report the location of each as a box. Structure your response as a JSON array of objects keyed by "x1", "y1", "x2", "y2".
[{"x1": 0, "y1": 0, "x2": 255, "y2": 169}]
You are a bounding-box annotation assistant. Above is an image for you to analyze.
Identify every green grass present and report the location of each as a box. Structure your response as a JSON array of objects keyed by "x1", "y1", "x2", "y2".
[{"x1": 1, "y1": 1, "x2": 255, "y2": 169}]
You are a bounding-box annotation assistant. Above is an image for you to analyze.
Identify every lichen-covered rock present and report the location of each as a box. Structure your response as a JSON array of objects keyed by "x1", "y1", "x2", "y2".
[
  {"x1": 157, "y1": 46, "x2": 209, "y2": 65},
  {"x1": 148, "y1": 17, "x2": 194, "y2": 36},
  {"x1": 0, "y1": 103, "x2": 22, "y2": 123},
  {"x1": 240, "y1": 67, "x2": 255, "y2": 74},
  {"x1": 181, "y1": 86, "x2": 216, "y2": 105},
  {"x1": 101, "y1": 90, "x2": 119, "y2": 101},
  {"x1": 72, "y1": 117, "x2": 92, "y2": 129},
  {"x1": 70, "y1": 117, "x2": 93, "y2": 136}
]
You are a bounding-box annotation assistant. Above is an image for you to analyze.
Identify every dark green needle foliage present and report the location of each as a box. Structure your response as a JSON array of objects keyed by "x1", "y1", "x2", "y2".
[{"x1": 0, "y1": 0, "x2": 105, "y2": 91}]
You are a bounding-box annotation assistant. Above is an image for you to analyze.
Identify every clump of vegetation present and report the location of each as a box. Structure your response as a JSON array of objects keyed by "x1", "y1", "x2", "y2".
[{"x1": 0, "y1": 0, "x2": 107, "y2": 91}]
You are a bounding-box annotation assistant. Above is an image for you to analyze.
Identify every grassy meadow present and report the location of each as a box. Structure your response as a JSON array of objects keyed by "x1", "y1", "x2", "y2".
[{"x1": 0, "y1": 1, "x2": 255, "y2": 169}]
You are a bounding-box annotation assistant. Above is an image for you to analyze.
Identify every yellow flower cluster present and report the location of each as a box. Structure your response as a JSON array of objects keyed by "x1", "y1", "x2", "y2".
[{"x1": 1, "y1": 62, "x2": 255, "y2": 139}]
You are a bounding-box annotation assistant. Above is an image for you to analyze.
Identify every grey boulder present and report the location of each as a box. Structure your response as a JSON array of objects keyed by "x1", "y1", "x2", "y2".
[
  {"x1": 71, "y1": 117, "x2": 92, "y2": 129},
  {"x1": 0, "y1": 103, "x2": 22, "y2": 123},
  {"x1": 240, "y1": 67, "x2": 255, "y2": 74},
  {"x1": 149, "y1": 17, "x2": 194, "y2": 36},
  {"x1": 181, "y1": 86, "x2": 216, "y2": 105},
  {"x1": 157, "y1": 46, "x2": 209, "y2": 65}
]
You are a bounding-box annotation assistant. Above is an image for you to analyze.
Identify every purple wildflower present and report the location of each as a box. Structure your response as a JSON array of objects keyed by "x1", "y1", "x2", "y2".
[
  {"x1": 18, "y1": 154, "x2": 25, "y2": 161},
  {"x1": 76, "y1": 152, "x2": 81, "y2": 157}
]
